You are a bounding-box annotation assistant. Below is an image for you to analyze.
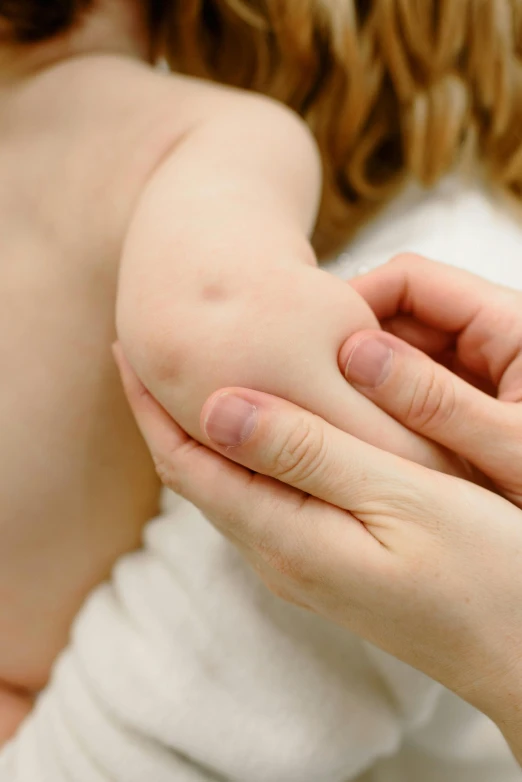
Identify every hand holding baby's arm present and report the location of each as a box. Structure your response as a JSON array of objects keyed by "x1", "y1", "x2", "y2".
[{"x1": 117, "y1": 85, "x2": 462, "y2": 475}]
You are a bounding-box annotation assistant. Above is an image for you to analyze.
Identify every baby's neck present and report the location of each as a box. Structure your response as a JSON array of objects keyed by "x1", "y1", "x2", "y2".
[{"x1": 0, "y1": 0, "x2": 151, "y2": 86}]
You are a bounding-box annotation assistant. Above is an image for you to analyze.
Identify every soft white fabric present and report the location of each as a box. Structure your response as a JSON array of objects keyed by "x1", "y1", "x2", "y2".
[{"x1": 2, "y1": 179, "x2": 522, "y2": 781}]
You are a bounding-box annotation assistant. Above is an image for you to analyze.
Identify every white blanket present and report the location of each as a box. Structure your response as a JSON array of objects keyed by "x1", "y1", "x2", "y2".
[{"x1": 2, "y1": 178, "x2": 521, "y2": 781}]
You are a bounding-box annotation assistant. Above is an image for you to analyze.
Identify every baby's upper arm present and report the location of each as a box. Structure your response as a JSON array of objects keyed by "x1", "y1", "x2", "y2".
[
  {"x1": 116, "y1": 79, "x2": 323, "y2": 432},
  {"x1": 117, "y1": 71, "x2": 462, "y2": 476}
]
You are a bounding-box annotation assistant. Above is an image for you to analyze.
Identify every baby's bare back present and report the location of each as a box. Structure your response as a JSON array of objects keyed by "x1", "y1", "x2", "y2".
[{"x1": 0, "y1": 56, "x2": 180, "y2": 698}]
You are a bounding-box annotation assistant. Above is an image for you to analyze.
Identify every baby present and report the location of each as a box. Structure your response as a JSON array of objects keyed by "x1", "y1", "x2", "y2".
[{"x1": 0, "y1": 0, "x2": 467, "y2": 751}]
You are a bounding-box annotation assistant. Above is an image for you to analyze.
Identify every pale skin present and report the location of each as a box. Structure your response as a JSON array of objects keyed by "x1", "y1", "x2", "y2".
[
  {"x1": 1, "y1": 0, "x2": 474, "y2": 740},
  {"x1": 0, "y1": 1, "x2": 164, "y2": 733},
  {"x1": 116, "y1": 256, "x2": 522, "y2": 766}
]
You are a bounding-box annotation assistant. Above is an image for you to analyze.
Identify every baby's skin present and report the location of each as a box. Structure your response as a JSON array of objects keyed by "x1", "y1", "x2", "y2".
[{"x1": 0, "y1": 0, "x2": 463, "y2": 740}]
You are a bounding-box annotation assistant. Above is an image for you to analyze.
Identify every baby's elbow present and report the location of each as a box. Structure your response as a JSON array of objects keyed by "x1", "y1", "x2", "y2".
[{"x1": 117, "y1": 308, "x2": 193, "y2": 390}]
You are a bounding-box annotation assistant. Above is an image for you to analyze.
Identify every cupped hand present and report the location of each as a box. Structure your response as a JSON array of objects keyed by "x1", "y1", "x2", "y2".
[{"x1": 115, "y1": 344, "x2": 522, "y2": 757}]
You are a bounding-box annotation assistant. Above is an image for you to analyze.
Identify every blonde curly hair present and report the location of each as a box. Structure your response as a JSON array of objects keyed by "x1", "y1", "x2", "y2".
[{"x1": 163, "y1": 0, "x2": 522, "y2": 256}]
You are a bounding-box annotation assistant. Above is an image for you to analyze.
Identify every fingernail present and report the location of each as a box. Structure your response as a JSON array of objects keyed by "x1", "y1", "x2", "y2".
[
  {"x1": 204, "y1": 393, "x2": 258, "y2": 447},
  {"x1": 344, "y1": 338, "x2": 393, "y2": 388}
]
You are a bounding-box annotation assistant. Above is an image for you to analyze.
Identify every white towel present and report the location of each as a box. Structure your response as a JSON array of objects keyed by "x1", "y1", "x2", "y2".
[{"x1": 2, "y1": 178, "x2": 521, "y2": 781}]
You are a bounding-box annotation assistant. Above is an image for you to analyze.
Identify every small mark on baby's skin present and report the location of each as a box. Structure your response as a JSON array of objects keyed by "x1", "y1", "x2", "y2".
[{"x1": 201, "y1": 283, "x2": 228, "y2": 302}]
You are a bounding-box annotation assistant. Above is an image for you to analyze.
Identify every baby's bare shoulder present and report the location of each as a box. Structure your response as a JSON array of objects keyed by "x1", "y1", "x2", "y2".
[
  {"x1": 22, "y1": 55, "x2": 185, "y2": 174},
  {"x1": 20, "y1": 55, "x2": 249, "y2": 222}
]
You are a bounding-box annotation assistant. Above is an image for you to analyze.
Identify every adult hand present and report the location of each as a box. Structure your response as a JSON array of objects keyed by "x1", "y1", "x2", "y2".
[
  {"x1": 348, "y1": 254, "x2": 522, "y2": 505},
  {"x1": 115, "y1": 343, "x2": 522, "y2": 765}
]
